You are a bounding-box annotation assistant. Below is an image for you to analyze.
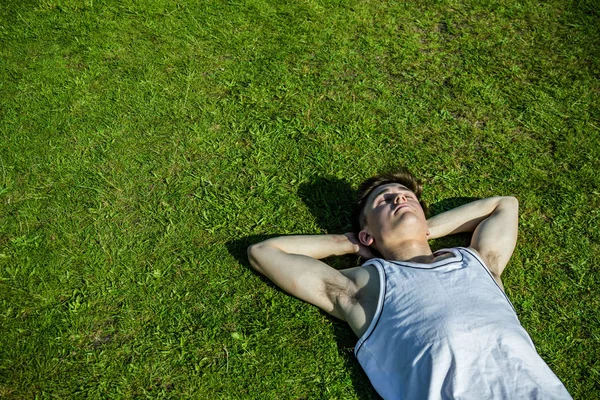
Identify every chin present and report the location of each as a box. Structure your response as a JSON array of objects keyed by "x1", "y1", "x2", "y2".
[{"x1": 395, "y1": 213, "x2": 426, "y2": 230}]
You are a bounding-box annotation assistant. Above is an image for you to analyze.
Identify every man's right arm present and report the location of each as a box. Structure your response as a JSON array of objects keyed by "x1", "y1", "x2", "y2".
[
  {"x1": 427, "y1": 196, "x2": 519, "y2": 288},
  {"x1": 247, "y1": 235, "x2": 362, "y2": 320}
]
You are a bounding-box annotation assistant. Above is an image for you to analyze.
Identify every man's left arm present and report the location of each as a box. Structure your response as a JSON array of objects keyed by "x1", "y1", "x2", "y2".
[{"x1": 427, "y1": 196, "x2": 519, "y2": 287}]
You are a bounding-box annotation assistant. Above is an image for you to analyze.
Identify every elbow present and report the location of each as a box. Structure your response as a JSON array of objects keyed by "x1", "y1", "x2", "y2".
[
  {"x1": 509, "y1": 196, "x2": 519, "y2": 211},
  {"x1": 247, "y1": 243, "x2": 264, "y2": 272},
  {"x1": 503, "y1": 196, "x2": 519, "y2": 211},
  {"x1": 505, "y1": 196, "x2": 518, "y2": 204},
  {"x1": 247, "y1": 244, "x2": 258, "y2": 267}
]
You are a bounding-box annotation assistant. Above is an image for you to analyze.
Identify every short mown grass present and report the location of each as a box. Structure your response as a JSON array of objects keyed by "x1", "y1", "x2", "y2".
[{"x1": 1, "y1": 0, "x2": 599, "y2": 398}]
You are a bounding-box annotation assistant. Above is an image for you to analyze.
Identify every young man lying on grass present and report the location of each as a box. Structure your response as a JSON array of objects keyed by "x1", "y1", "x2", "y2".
[{"x1": 248, "y1": 168, "x2": 571, "y2": 399}]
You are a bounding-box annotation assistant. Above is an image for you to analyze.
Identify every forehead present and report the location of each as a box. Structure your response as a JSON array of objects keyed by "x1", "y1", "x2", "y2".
[{"x1": 365, "y1": 183, "x2": 412, "y2": 206}]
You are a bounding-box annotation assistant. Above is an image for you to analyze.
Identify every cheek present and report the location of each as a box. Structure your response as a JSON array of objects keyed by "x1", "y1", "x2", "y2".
[{"x1": 368, "y1": 212, "x2": 386, "y2": 229}]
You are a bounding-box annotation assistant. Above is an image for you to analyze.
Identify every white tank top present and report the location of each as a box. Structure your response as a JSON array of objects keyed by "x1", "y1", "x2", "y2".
[{"x1": 355, "y1": 247, "x2": 571, "y2": 400}]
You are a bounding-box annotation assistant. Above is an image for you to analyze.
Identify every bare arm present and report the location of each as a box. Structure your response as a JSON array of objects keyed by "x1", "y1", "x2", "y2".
[
  {"x1": 427, "y1": 196, "x2": 519, "y2": 285},
  {"x1": 247, "y1": 234, "x2": 367, "y2": 320}
]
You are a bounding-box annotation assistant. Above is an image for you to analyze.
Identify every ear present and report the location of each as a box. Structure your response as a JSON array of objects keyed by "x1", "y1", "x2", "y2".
[{"x1": 358, "y1": 230, "x2": 374, "y2": 247}]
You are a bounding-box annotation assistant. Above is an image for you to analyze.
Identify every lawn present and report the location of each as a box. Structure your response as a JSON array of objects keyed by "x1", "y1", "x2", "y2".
[{"x1": 1, "y1": 0, "x2": 599, "y2": 398}]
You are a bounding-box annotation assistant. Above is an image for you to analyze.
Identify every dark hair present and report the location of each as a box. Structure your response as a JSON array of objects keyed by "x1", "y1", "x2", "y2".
[{"x1": 351, "y1": 167, "x2": 427, "y2": 232}]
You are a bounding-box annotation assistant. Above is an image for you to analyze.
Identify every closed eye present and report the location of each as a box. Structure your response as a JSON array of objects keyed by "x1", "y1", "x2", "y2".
[
  {"x1": 374, "y1": 193, "x2": 387, "y2": 205},
  {"x1": 373, "y1": 188, "x2": 416, "y2": 206}
]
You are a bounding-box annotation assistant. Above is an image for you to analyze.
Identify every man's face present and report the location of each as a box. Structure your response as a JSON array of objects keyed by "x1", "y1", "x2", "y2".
[{"x1": 360, "y1": 183, "x2": 428, "y2": 249}]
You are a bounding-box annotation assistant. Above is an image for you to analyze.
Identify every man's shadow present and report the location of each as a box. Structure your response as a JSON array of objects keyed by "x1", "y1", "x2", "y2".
[{"x1": 226, "y1": 176, "x2": 476, "y2": 399}]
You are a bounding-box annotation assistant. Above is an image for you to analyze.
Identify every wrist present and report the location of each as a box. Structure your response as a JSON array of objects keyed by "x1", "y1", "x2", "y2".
[
  {"x1": 341, "y1": 233, "x2": 361, "y2": 255},
  {"x1": 426, "y1": 222, "x2": 438, "y2": 240}
]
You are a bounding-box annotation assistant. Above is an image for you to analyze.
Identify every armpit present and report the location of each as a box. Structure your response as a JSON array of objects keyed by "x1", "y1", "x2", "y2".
[
  {"x1": 323, "y1": 279, "x2": 360, "y2": 306},
  {"x1": 482, "y1": 250, "x2": 501, "y2": 272}
]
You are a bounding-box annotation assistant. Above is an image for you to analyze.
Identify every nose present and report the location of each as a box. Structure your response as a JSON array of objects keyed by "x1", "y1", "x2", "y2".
[{"x1": 394, "y1": 193, "x2": 407, "y2": 204}]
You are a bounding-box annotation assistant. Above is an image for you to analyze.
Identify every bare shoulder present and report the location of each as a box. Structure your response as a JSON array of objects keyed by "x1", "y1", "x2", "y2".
[
  {"x1": 337, "y1": 263, "x2": 381, "y2": 337},
  {"x1": 339, "y1": 263, "x2": 380, "y2": 295}
]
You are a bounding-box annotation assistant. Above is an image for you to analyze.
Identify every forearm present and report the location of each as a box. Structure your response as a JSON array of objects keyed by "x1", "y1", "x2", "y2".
[
  {"x1": 251, "y1": 234, "x2": 357, "y2": 259},
  {"x1": 427, "y1": 197, "x2": 514, "y2": 240}
]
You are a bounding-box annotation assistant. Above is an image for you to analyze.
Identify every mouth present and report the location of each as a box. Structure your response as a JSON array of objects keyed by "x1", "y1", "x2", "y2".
[{"x1": 394, "y1": 204, "x2": 410, "y2": 215}]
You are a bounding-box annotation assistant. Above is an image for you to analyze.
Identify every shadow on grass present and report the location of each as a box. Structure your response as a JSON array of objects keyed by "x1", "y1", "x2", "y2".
[
  {"x1": 225, "y1": 176, "x2": 479, "y2": 399},
  {"x1": 297, "y1": 176, "x2": 355, "y2": 234}
]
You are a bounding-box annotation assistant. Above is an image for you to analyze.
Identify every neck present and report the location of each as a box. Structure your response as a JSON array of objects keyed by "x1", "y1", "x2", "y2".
[{"x1": 379, "y1": 239, "x2": 434, "y2": 263}]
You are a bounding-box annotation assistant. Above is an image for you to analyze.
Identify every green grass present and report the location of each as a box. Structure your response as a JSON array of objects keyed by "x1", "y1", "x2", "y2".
[{"x1": 1, "y1": 0, "x2": 599, "y2": 397}]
